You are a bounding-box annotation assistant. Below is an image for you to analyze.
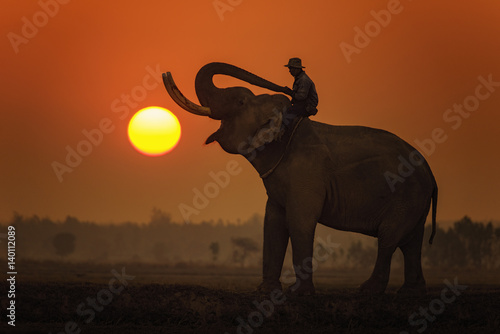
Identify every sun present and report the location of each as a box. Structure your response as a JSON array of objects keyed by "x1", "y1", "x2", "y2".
[{"x1": 127, "y1": 106, "x2": 181, "y2": 156}]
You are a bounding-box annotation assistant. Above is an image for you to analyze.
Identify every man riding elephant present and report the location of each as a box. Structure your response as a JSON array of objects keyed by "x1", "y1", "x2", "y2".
[
  {"x1": 283, "y1": 57, "x2": 319, "y2": 127},
  {"x1": 163, "y1": 62, "x2": 437, "y2": 296}
]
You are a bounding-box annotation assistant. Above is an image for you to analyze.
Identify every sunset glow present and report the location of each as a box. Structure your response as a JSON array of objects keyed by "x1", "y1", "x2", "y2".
[
  {"x1": 2, "y1": 0, "x2": 500, "y2": 224},
  {"x1": 127, "y1": 106, "x2": 181, "y2": 156}
]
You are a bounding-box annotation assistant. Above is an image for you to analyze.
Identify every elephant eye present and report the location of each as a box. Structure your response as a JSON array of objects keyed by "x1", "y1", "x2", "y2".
[{"x1": 238, "y1": 99, "x2": 245, "y2": 106}]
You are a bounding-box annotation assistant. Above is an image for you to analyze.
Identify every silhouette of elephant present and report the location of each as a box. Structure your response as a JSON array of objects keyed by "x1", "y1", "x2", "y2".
[{"x1": 163, "y1": 62, "x2": 437, "y2": 295}]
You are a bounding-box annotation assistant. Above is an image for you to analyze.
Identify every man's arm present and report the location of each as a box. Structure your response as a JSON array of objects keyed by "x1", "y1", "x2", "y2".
[{"x1": 283, "y1": 86, "x2": 293, "y2": 96}]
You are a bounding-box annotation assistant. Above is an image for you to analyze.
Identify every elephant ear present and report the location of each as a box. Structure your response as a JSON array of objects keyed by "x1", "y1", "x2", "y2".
[{"x1": 250, "y1": 107, "x2": 284, "y2": 149}]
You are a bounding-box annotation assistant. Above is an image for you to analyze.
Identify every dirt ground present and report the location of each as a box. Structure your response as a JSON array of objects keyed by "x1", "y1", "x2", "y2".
[{"x1": 1, "y1": 261, "x2": 499, "y2": 333}]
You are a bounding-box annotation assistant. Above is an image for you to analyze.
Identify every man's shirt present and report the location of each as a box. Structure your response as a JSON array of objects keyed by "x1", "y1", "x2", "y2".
[{"x1": 292, "y1": 71, "x2": 319, "y2": 111}]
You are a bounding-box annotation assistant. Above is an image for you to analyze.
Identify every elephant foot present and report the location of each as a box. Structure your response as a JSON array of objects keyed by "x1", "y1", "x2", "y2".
[
  {"x1": 256, "y1": 280, "x2": 282, "y2": 294},
  {"x1": 285, "y1": 281, "x2": 315, "y2": 296},
  {"x1": 397, "y1": 282, "x2": 427, "y2": 296},
  {"x1": 359, "y1": 278, "x2": 387, "y2": 294}
]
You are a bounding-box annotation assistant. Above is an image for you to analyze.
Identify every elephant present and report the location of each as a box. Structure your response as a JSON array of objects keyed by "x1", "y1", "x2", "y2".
[{"x1": 162, "y1": 62, "x2": 437, "y2": 295}]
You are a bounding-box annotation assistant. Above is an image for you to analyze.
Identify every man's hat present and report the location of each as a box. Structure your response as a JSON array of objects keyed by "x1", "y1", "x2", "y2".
[{"x1": 284, "y1": 57, "x2": 305, "y2": 69}]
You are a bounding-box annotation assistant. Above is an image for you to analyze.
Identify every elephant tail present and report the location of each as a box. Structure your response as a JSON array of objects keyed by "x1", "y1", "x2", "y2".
[{"x1": 428, "y1": 183, "x2": 438, "y2": 245}]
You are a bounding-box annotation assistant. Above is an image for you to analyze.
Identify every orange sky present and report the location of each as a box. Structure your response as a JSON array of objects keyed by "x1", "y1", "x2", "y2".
[{"x1": 1, "y1": 0, "x2": 499, "y2": 224}]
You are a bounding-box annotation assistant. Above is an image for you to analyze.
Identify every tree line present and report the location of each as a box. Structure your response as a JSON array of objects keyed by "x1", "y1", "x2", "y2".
[
  {"x1": 343, "y1": 216, "x2": 500, "y2": 270},
  {"x1": 1, "y1": 212, "x2": 498, "y2": 270}
]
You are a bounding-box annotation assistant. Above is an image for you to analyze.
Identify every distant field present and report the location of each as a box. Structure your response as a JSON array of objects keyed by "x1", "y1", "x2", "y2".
[
  {"x1": 9, "y1": 260, "x2": 500, "y2": 288},
  {"x1": 1, "y1": 261, "x2": 499, "y2": 333}
]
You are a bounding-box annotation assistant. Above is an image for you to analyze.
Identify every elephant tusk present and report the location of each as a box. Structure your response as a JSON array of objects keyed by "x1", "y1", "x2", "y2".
[{"x1": 163, "y1": 72, "x2": 211, "y2": 117}]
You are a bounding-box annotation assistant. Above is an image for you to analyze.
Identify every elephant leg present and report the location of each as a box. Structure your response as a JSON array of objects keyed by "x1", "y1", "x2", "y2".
[
  {"x1": 258, "y1": 199, "x2": 289, "y2": 293},
  {"x1": 287, "y1": 213, "x2": 317, "y2": 295},
  {"x1": 360, "y1": 243, "x2": 396, "y2": 294},
  {"x1": 398, "y1": 222, "x2": 426, "y2": 295}
]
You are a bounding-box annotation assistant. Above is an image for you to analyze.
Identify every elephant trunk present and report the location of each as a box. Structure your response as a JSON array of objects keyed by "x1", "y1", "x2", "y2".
[
  {"x1": 164, "y1": 63, "x2": 289, "y2": 120},
  {"x1": 195, "y1": 62, "x2": 288, "y2": 117}
]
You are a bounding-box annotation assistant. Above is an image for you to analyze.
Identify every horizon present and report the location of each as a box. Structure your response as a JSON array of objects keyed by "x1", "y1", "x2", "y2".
[{"x1": 2, "y1": 210, "x2": 499, "y2": 228}]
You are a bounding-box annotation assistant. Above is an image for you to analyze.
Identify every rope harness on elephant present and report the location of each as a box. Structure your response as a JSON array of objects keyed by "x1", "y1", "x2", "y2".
[{"x1": 260, "y1": 117, "x2": 304, "y2": 179}]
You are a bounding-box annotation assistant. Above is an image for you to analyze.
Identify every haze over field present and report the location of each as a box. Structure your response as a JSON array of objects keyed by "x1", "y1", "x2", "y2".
[{"x1": 2, "y1": 213, "x2": 499, "y2": 274}]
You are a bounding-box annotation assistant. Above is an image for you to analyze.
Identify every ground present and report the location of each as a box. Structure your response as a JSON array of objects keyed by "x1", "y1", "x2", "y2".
[{"x1": 1, "y1": 261, "x2": 499, "y2": 333}]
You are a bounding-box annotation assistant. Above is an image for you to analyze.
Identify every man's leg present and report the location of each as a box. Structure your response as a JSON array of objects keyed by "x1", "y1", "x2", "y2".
[{"x1": 282, "y1": 104, "x2": 306, "y2": 130}]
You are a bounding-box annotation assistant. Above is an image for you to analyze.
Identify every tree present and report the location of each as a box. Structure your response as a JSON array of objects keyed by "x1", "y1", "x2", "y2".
[
  {"x1": 231, "y1": 237, "x2": 259, "y2": 267},
  {"x1": 454, "y1": 216, "x2": 494, "y2": 268},
  {"x1": 149, "y1": 207, "x2": 171, "y2": 226},
  {"x1": 490, "y1": 227, "x2": 500, "y2": 269},
  {"x1": 314, "y1": 241, "x2": 344, "y2": 268},
  {"x1": 151, "y1": 241, "x2": 168, "y2": 262},
  {"x1": 52, "y1": 232, "x2": 76, "y2": 259},
  {"x1": 422, "y1": 217, "x2": 498, "y2": 269},
  {"x1": 423, "y1": 225, "x2": 467, "y2": 268},
  {"x1": 346, "y1": 240, "x2": 376, "y2": 268},
  {"x1": 209, "y1": 242, "x2": 220, "y2": 262}
]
